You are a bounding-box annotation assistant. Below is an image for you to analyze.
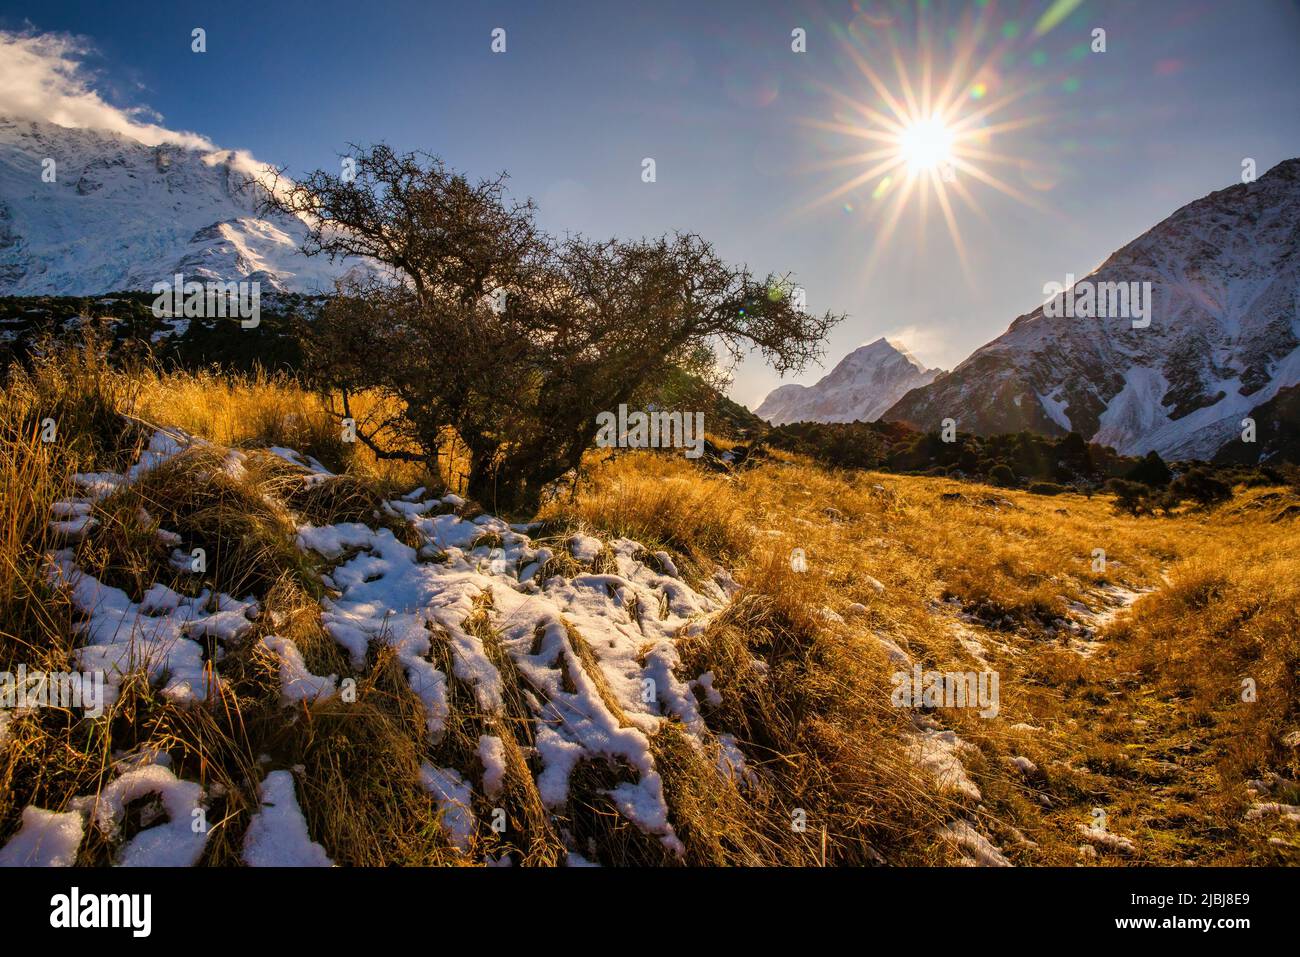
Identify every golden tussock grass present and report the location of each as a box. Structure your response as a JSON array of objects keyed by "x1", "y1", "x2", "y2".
[{"x1": 2, "y1": 346, "x2": 1298, "y2": 866}]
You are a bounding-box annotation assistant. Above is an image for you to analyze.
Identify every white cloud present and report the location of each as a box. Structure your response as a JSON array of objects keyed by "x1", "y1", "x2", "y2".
[
  {"x1": 0, "y1": 30, "x2": 216, "y2": 150},
  {"x1": 876, "y1": 323, "x2": 949, "y2": 370}
]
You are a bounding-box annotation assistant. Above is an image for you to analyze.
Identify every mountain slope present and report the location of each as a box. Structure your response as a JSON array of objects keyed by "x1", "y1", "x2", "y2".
[
  {"x1": 756, "y1": 337, "x2": 942, "y2": 425},
  {"x1": 0, "y1": 118, "x2": 367, "y2": 295},
  {"x1": 1212, "y1": 382, "x2": 1300, "y2": 466},
  {"x1": 884, "y1": 158, "x2": 1300, "y2": 461}
]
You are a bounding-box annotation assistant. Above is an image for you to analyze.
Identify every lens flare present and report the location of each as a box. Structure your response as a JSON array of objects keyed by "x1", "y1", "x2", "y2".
[{"x1": 796, "y1": 3, "x2": 1057, "y2": 283}]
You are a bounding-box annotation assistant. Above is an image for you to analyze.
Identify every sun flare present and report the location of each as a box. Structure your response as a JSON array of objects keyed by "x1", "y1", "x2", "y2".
[{"x1": 798, "y1": 6, "x2": 1057, "y2": 281}]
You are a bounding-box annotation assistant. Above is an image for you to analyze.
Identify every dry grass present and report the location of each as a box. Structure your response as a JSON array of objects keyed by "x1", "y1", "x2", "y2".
[
  {"x1": 553, "y1": 451, "x2": 753, "y2": 566},
  {"x1": 2, "y1": 347, "x2": 1297, "y2": 866},
  {"x1": 545, "y1": 450, "x2": 1300, "y2": 865}
]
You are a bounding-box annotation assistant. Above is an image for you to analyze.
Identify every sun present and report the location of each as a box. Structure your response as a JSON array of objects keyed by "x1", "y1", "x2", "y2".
[
  {"x1": 898, "y1": 115, "x2": 954, "y2": 172},
  {"x1": 795, "y1": 5, "x2": 1057, "y2": 282}
]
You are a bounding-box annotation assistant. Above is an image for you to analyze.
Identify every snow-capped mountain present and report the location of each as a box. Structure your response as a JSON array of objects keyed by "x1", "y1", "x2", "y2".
[
  {"x1": 756, "y1": 337, "x2": 942, "y2": 425},
  {"x1": 884, "y1": 157, "x2": 1300, "y2": 461},
  {"x1": 0, "y1": 118, "x2": 367, "y2": 295}
]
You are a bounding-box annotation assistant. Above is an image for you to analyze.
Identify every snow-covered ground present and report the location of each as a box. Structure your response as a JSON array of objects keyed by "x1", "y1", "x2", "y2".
[
  {"x1": 6, "y1": 429, "x2": 755, "y2": 864},
  {"x1": 4, "y1": 429, "x2": 1061, "y2": 867}
]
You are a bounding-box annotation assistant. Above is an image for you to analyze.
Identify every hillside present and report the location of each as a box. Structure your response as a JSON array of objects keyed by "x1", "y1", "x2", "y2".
[
  {"x1": 1214, "y1": 383, "x2": 1300, "y2": 467},
  {"x1": 2, "y1": 344, "x2": 1297, "y2": 866},
  {"x1": 885, "y1": 158, "x2": 1300, "y2": 461},
  {"x1": 0, "y1": 118, "x2": 372, "y2": 296}
]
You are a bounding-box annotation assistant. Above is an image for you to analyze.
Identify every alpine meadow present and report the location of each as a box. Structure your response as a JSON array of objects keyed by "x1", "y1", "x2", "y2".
[{"x1": 0, "y1": 0, "x2": 1297, "y2": 927}]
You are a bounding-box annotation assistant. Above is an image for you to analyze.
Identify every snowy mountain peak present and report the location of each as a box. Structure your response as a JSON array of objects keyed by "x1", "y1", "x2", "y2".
[
  {"x1": 885, "y1": 157, "x2": 1300, "y2": 461},
  {"x1": 0, "y1": 118, "x2": 368, "y2": 295},
  {"x1": 846, "y1": 336, "x2": 926, "y2": 370},
  {"x1": 881, "y1": 337, "x2": 922, "y2": 365},
  {"x1": 756, "y1": 337, "x2": 942, "y2": 425}
]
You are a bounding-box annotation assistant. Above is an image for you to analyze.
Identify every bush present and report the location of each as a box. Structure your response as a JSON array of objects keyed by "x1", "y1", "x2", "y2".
[
  {"x1": 1108, "y1": 478, "x2": 1154, "y2": 516},
  {"x1": 1126, "y1": 450, "x2": 1172, "y2": 487},
  {"x1": 989, "y1": 463, "x2": 1016, "y2": 487},
  {"x1": 1171, "y1": 468, "x2": 1232, "y2": 508},
  {"x1": 1027, "y1": 481, "x2": 1067, "y2": 496}
]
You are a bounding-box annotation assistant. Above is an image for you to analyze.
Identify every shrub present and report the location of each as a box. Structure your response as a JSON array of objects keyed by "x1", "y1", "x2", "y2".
[
  {"x1": 989, "y1": 463, "x2": 1016, "y2": 487},
  {"x1": 1108, "y1": 478, "x2": 1154, "y2": 516},
  {"x1": 1028, "y1": 481, "x2": 1067, "y2": 496},
  {"x1": 1171, "y1": 468, "x2": 1232, "y2": 508},
  {"x1": 1126, "y1": 449, "x2": 1172, "y2": 487}
]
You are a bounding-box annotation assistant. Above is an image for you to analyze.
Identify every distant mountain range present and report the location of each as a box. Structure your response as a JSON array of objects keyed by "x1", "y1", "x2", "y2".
[
  {"x1": 3, "y1": 115, "x2": 1296, "y2": 464},
  {"x1": 756, "y1": 337, "x2": 941, "y2": 425},
  {"x1": 760, "y1": 158, "x2": 1300, "y2": 462}
]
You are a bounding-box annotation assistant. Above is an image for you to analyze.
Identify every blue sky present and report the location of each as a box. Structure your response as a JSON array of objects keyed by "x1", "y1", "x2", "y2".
[{"x1": 3, "y1": 0, "x2": 1299, "y2": 406}]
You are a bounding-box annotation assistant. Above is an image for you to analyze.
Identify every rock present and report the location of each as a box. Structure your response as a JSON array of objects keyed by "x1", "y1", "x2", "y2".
[
  {"x1": 874, "y1": 634, "x2": 912, "y2": 667},
  {"x1": 1078, "y1": 823, "x2": 1136, "y2": 854}
]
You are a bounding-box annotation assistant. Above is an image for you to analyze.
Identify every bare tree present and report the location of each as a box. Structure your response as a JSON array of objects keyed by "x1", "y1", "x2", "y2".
[{"x1": 260, "y1": 145, "x2": 843, "y2": 511}]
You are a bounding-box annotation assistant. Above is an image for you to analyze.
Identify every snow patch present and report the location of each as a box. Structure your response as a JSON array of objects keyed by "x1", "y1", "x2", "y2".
[
  {"x1": 0, "y1": 807, "x2": 84, "y2": 866},
  {"x1": 93, "y1": 764, "x2": 208, "y2": 866},
  {"x1": 242, "y1": 770, "x2": 333, "y2": 867},
  {"x1": 419, "y1": 764, "x2": 475, "y2": 852}
]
